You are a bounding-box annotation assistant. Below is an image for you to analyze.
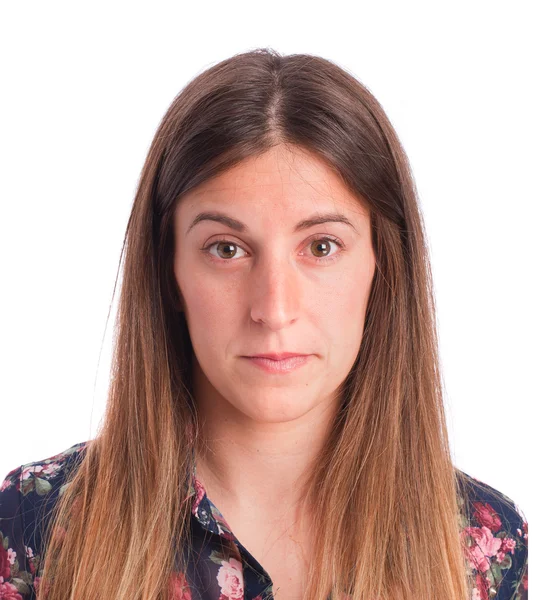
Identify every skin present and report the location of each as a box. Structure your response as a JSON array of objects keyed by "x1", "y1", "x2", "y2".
[{"x1": 172, "y1": 143, "x2": 376, "y2": 533}]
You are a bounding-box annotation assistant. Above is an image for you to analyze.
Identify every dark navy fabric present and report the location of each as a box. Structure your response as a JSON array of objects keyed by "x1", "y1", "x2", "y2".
[{"x1": 0, "y1": 441, "x2": 528, "y2": 599}]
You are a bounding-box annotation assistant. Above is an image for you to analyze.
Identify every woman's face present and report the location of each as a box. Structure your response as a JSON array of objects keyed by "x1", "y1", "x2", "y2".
[{"x1": 173, "y1": 144, "x2": 376, "y2": 424}]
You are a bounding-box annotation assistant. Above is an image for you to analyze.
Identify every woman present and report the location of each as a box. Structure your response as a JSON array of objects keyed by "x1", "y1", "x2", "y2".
[{"x1": 0, "y1": 48, "x2": 528, "y2": 600}]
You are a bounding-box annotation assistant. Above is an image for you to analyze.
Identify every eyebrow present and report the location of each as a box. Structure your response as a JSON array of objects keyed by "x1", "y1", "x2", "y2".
[{"x1": 186, "y1": 210, "x2": 357, "y2": 235}]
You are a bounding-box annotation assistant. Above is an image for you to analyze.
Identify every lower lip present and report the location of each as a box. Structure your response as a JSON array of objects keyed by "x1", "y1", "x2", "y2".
[{"x1": 242, "y1": 355, "x2": 312, "y2": 373}]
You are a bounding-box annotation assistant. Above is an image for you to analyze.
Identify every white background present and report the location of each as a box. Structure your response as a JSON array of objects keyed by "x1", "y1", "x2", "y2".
[{"x1": 1, "y1": 0, "x2": 542, "y2": 551}]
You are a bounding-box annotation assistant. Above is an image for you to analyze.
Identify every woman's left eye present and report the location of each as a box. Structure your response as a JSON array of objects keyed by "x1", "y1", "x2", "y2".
[
  {"x1": 305, "y1": 236, "x2": 345, "y2": 262},
  {"x1": 201, "y1": 235, "x2": 345, "y2": 264}
]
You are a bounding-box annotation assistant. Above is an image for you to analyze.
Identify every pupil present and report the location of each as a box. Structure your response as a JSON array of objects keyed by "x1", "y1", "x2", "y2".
[
  {"x1": 220, "y1": 243, "x2": 236, "y2": 258},
  {"x1": 314, "y1": 240, "x2": 329, "y2": 256}
]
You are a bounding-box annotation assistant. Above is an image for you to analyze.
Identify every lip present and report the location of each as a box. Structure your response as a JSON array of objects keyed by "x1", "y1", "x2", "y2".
[
  {"x1": 245, "y1": 352, "x2": 310, "y2": 360},
  {"x1": 242, "y1": 355, "x2": 312, "y2": 374}
]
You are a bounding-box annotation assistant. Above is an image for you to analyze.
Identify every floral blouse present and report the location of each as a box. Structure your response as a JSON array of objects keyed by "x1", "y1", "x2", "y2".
[{"x1": 0, "y1": 441, "x2": 528, "y2": 600}]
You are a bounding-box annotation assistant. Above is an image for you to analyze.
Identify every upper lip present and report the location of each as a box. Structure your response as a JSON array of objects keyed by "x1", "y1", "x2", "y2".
[{"x1": 245, "y1": 352, "x2": 310, "y2": 360}]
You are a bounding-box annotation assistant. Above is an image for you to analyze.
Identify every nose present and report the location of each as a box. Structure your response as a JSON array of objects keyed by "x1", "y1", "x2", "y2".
[{"x1": 249, "y1": 258, "x2": 300, "y2": 330}]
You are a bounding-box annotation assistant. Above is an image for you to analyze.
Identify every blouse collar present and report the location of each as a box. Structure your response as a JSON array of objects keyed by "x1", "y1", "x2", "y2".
[{"x1": 187, "y1": 455, "x2": 237, "y2": 541}]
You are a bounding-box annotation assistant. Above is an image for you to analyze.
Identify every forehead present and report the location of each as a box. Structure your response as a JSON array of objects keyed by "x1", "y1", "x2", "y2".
[{"x1": 178, "y1": 145, "x2": 367, "y2": 217}]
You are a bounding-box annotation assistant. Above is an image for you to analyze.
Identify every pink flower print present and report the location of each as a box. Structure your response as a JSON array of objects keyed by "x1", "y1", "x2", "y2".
[
  {"x1": 169, "y1": 571, "x2": 192, "y2": 600},
  {"x1": 21, "y1": 465, "x2": 43, "y2": 480},
  {"x1": 471, "y1": 571, "x2": 490, "y2": 600},
  {"x1": 0, "y1": 577, "x2": 24, "y2": 599},
  {"x1": 6, "y1": 549, "x2": 16, "y2": 565},
  {"x1": 463, "y1": 526, "x2": 503, "y2": 572},
  {"x1": 217, "y1": 557, "x2": 244, "y2": 600},
  {"x1": 21, "y1": 462, "x2": 62, "y2": 481},
  {"x1": 496, "y1": 535, "x2": 516, "y2": 563},
  {"x1": 0, "y1": 545, "x2": 12, "y2": 580},
  {"x1": 41, "y1": 463, "x2": 62, "y2": 476},
  {"x1": 0, "y1": 478, "x2": 13, "y2": 492},
  {"x1": 472, "y1": 502, "x2": 503, "y2": 533},
  {"x1": 191, "y1": 478, "x2": 206, "y2": 517}
]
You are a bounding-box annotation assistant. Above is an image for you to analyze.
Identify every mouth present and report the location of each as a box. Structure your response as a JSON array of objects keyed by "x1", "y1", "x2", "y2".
[
  {"x1": 243, "y1": 352, "x2": 310, "y2": 360},
  {"x1": 241, "y1": 354, "x2": 312, "y2": 374}
]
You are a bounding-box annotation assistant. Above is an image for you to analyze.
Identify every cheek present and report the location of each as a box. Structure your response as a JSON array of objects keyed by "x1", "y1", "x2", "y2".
[
  {"x1": 318, "y1": 287, "x2": 366, "y2": 343},
  {"x1": 315, "y1": 267, "x2": 374, "y2": 358},
  {"x1": 317, "y1": 261, "x2": 374, "y2": 321},
  {"x1": 175, "y1": 264, "x2": 240, "y2": 345}
]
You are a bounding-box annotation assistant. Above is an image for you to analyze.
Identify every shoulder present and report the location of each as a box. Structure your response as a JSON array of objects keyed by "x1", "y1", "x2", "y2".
[
  {"x1": 455, "y1": 468, "x2": 528, "y2": 600},
  {"x1": 0, "y1": 441, "x2": 91, "y2": 599}
]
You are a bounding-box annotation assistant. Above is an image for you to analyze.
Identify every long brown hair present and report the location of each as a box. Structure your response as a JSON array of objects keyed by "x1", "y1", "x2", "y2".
[{"x1": 37, "y1": 47, "x2": 477, "y2": 600}]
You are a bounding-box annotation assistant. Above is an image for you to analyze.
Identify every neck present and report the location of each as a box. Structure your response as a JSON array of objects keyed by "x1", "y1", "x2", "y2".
[{"x1": 193, "y1": 367, "x2": 340, "y2": 521}]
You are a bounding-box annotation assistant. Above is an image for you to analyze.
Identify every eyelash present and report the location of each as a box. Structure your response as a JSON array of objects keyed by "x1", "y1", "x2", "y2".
[{"x1": 201, "y1": 234, "x2": 345, "y2": 265}]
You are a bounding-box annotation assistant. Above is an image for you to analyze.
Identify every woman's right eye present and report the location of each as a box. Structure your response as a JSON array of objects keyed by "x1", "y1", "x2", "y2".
[{"x1": 202, "y1": 240, "x2": 247, "y2": 261}]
